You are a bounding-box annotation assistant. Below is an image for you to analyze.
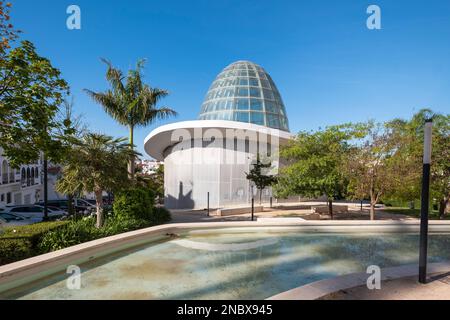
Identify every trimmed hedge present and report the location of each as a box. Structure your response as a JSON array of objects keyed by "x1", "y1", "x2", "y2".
[
  {"x1": 0, "y1": 188, "x2": 172, "y2": 265},
  {"x1": 0, "y1": 221, "x2": 68, "y2": 266}
]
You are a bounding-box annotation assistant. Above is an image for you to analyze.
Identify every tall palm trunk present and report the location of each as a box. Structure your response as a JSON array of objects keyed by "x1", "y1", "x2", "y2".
[
  {"x1": 128, "y1": 125, "x2": 135, "y2": 179},
  {"x1": 95, "y1": 189, "x2": 104, "y2": 228}
]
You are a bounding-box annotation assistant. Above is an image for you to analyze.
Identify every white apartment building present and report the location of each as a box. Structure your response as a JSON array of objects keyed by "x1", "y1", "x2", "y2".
[{"x1": 0, "y1": 148, "x2": 43, "y2": 207}]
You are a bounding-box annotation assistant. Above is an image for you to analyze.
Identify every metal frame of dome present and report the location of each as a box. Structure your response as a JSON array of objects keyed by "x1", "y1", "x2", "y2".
[{"x1": 198, "y1": 61, "x2": 290, "y2": 132}]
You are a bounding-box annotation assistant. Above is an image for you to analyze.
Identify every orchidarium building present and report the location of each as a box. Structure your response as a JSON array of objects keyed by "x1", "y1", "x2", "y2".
[{"x1": 144, "y1": 61, "x2": 292, "y2": 210}]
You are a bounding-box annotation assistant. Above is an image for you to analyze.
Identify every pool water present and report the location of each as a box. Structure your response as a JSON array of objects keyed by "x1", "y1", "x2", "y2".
[{"x1": 2, "y1": 229, "x2": 450, "y2": 300}]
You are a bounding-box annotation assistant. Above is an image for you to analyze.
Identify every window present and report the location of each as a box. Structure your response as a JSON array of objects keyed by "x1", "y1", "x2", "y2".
[
  {"x1": 249, "y1": 78, "x2": 259, "y2": 86},
  {"x1": 216, "y1": 100, "x2": 226, "y2": 111},
  {"x1": 6, "y1": 192, "x2": 11, "y2": 204},
  {"x1": 236, "y1": 87, "x2": 248, "y2": 97},
  {"x1": 236, "y1": 99, "x2": 249, "y2": 110},
  {"x1": 238, "y1": 78, "x2": 248, "y2": 86},
  {"x1": 250, "y1": 112, "x2": 265, "y2": 126},
  {"x1": 263, "y1": 89, "x2": 274, "y2": 100},
  {"x1": 225, "y1": 100, "x2": 234, "y2": 110},
  {"x1": 0, "y1": 194, "x2": 4, "y2": 202},
  {"x1": 265, "y1": 101, "x2": 277, "y2": 113},
  {"x1": 267, "y1": 114, "x2": 280, "y2": 129},
  {"x1": 234, "y1": 112, "x2": 249, "y2": 123},
  {"x1": 250, "y1": 99, "x2": 263, "y2": 111},
  {"x1": 260, "y1": 79, "x2": 270, "y2": 88},
  {"x1": 224, "y1": 88, "x2": 234, "y2": 97},
  {"x1": 249, "y1": 88, "x2": 261, "y2": 98},
  {"x1": 0, "y1": 213, "x2": 24, "y2": 222}
]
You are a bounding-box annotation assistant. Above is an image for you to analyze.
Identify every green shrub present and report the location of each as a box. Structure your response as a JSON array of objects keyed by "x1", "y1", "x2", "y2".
[
  {"x1": 113, "y1": 187, "x2": 154, "y2": 222},
  {"x1": 0, "y1": 221, "x2": 68, "y2": 266},
  {"x1": 38, "y1": 217, "x2": 102, "y2": 252}
]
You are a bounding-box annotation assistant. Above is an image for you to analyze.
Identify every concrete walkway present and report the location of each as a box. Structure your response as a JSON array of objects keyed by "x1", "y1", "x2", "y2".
[
  {"x1": 169, "y1": 201, "x2": 416, "y2": 224},
  {"x1": 322, "y1": 273, "x2": 450, "y2": 300}
]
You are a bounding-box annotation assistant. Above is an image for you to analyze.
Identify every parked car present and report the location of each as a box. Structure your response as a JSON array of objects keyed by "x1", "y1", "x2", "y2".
[
  {"x1": 0, "y1": 211, "x2": 35, "y2": 227},
  {"x1": 36, "y1": 199, "x2": 96, "y2": 215},
  {"x1": 2, "y1": 205, "x2": 67, "y2": 221}
]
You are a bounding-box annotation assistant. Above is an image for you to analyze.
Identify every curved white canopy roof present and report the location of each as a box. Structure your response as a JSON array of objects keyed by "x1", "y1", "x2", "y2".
[{"x1": 144, "y1": 120, "x2": 293, "y2": 160}]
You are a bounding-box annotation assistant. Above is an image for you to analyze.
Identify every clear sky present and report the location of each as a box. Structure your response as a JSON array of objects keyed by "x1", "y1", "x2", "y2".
[{"x1": 10, "y1": 0, "x2": 450, "y2": 158}]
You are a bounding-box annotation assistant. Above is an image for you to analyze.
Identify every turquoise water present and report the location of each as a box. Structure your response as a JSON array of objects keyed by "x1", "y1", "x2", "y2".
[{"x1": 2, "y1": 230, "x2": 450, "y2": 300}]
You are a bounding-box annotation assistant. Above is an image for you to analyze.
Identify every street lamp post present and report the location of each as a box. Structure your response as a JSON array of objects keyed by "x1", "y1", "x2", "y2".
[{"x1": 419, "y1": 119, "x2": 432, "y2": 284}]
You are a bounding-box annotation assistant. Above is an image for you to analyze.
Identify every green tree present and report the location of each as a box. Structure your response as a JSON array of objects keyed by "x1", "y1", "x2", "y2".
[
  {"x1": 345, "y1": 121, "x2": 409, "y2": 220},
  {"x1": 56, "y1": 133, "x2": 138, "y2": 228},
  {"x1": 0, "y1": 40, "x2": 69, "y2": 167},
  {"x1": 136, "y1": 164, "x2": 165, "y2": 203},
  {"x1": 85, "y1": 59, "x2": 177, "y2": 179},
  {"x1": 387, "y1": 109, "x2": 450, "y2": 217},
  {"x1": 275, "y1": 125, "x2": 355, "y2": 218},
  {"x1": 0, "y1": 1, "x2": 19, "y2": 55},
  {"x1": 246, "y1": 155, "x2": 277, "y2": 205}
]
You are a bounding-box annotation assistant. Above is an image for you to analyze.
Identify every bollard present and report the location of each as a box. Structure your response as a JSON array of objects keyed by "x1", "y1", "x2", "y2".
[
  {"x1": 251, "y1": 198, "x2": 255, "y2": 221},
  {"x1": 207, "y1": 192, "x2": 210, "y2": 217}
]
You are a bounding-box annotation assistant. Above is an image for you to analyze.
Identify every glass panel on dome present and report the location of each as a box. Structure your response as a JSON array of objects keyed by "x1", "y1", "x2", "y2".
[
  {"x1": 234, "y1": 112, "x2": 249, "y2": 123},
  {"x1": 265, "y1": 101, "x2": 277, "y2": 113},
  {"x1": 250, "y1": 88, "x2": 261, "y2": 97},
  {"x1": 216, "y1": 100, "x2": 226, "y2": 110},
  {"x1": 250, "y1": 99, "x2": 263, "y2": 111},
  {"x1": 236, "y1": 87, "x2": 249, "y2": 97},
  {"x1": 238, "y1": 78, "x2": 249, "y2": 86},
  {"x1": 263, "y1": 88, "x2": 274, "y2": 100},
  {"x1": 236, "y1": 99, "x2": 249, "y2": 110},
  {"x1": 260, "y1": 79, "x2": 270, "y2": 88},
  {"x1": 267, "y1": 114, "x2": 280, "y2": 128},
  {"x1": 225, "y1": 100, "x2": 234, "y2": 110},
  {"x1": 250, "y1": 112, "x2": 264, "y2": 125},
  {"x1": 224, "y1": 88, "x2": 235, "y2": 97},
  {"x1": 238, "y1": 70, "x2": 248, "y2": 77},
  {"x1": 248, "y1": 70, "x2": 256, "y2": 77},
  {"x1": 249, "y1": 78, "x2": 259, "y2": 86}
]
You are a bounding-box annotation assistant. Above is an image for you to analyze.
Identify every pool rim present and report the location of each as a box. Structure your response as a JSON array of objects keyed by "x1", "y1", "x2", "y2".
[{"x1": 1, "y1": 220, "x2": 450, "y2": 298}]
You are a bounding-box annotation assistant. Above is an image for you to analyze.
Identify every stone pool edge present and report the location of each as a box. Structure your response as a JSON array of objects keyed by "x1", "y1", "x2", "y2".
[{"x1": 267, "y1": 261, "x2": 450, "y2": 300}]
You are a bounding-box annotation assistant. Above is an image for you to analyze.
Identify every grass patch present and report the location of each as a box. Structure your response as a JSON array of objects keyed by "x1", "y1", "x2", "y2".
[
  {"x1": 384, "y1": 207, "x2": 447, "y2": 220},
  {"x1": 0, "y1": 221, "x2": 69, "y2": 266}
]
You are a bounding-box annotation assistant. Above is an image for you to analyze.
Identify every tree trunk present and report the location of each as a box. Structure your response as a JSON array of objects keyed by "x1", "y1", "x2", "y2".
[
  {"x1": 67, "y1": 194, "x2": 75, "y2": 217},
  {"x1": 328, "y1": 198, "x2": 333, "y2": 220},
  {"x1": 128, "y1": 125, "x2": 135, "y2": 180},
  {"x1": 369, "y1": 182, "x2": 376, "y2": 221},
  {"x1": 95, "y1": 189, "x2": 104, "y2": 228},
  {"x1": 370, "y1": 203, "x2": 376, "y2": 221},
  {"x1": 259, "y1": 188, "x2": 262, "y2": 205}
]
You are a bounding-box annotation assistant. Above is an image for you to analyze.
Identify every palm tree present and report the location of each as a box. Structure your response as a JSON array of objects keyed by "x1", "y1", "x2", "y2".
[
  {"x1": 56, "y1": 133, "x2": 139, "y2": 228},
  {"x1": 85, "y1": 59, "x2": 177, "y2": 178}
]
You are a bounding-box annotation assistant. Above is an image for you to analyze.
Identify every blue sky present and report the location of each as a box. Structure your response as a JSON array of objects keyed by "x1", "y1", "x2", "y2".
[{"x1": 11, "y1": 0, "x2": 450, "y2": 158}]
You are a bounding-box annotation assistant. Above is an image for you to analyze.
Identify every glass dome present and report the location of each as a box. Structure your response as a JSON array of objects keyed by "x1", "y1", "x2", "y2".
[{"x1": 198, "y1": 61, "x2": 289, "y2": 132}]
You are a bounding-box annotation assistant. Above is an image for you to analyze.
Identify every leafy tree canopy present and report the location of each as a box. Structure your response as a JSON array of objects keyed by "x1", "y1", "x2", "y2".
[{"x1": 0, "y1": 40, "x2": 70, "y2": 166}]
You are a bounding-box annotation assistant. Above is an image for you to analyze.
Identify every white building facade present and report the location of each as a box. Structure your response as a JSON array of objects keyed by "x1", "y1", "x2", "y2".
[
  {"x1": 0, "y1": 148, "x2": 43, "y2": 207},
  {"x1": 145, "y1": 61, "x2": 293, "y2": 210}
]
